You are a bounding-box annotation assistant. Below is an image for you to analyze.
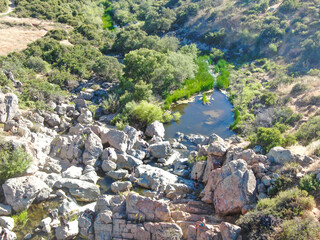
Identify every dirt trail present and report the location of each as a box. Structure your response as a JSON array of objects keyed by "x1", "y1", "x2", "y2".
[{"x1": 0, "y1": 0, "x2": 15, "y2": 17}]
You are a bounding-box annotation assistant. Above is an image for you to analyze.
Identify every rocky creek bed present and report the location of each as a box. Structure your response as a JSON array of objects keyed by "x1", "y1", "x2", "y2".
[{"x1": 0, "y1": 88, "x2": 318, "y2": 240}]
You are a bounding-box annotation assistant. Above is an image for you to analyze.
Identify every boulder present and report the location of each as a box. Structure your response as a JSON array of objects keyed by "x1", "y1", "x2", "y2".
[
  {"x1": 77, "y1": 108, "x2": 93, "y2": 124},
  {"x1": 55, "y1": 220, "x2": 79, "y2": 240},
  {"x1": 82, "y1": 131, "x2": 103, "y2": 166},
  {"x1": 145, "y1": 121, "x2": 165, "y2": 138},
  {"x1": 117, "y1": 153, "x2": 143, "y2": 170},
  {"x1": 149, "y1": 141, "x2": 172, "y2": 158},
  {"x1": 123, "y1": 125, "x2": 141, "y2": 150},
  {"x1": 106, "y1": 169, "x2": 128, "y2": 180},
  {"x1": 80, "y1": 166, "x2": 99, "y2": 184},
  {"x1": 0, "y1": 216, "x2": 14, "y2": 230},
  {"x1": 191, "y1": 161, "x2": 207, "y2": 181},
  {"x1": 111, "y1": 181, "x2": 132, "y2": 193},
  {"x1": 3, "y1": 176, "x2": 51, "y2": 212},
  {"x1": 94, "y1": 210, "x2": 113, "y2": 240},
  {"x1": 202, "y1": 159, "x2": 256, "y2": 215},
  {"x1": 44, "y1": 112, "x2": 61, "y2": 127},
  {"x1": 267, "y1": 147, "x2": 295, "y2": 164},
  {"x1": 54, "y1": 179, "x2": 100, "y2": 202},
  {"x1": 143, "y1": 222, "x2": 183, "y2": 240},
  {"x1": 220, "y1": 222, "x2": 241, "y2": 240},
  {"x1": 0, "y1": 204, "x2": 12, "y2": 216},
  {"x1": 126, "y1": 193, "x2": 170, "y2": 222},
  {"x1": 104, "y1": 129, "x2": 128, "y2": 152},
  {"x1": 0, "y1": 93, "x2": 18, "y2": 123},
  {"x1": 207, "y1": 141, "x2": 227, "y2": 157},
  {"x1": 101, "y1": 160, "x2": 117, "y2": 172},
  {"x1": 61, "y1": 166, "x2": 83, "y2": 179}
]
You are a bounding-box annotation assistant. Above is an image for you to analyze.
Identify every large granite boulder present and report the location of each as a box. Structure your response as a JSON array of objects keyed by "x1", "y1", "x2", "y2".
[
  {"x1": 220, "y1": 222, "x2": 241, "y2": 240},
  {"x1": 82, "y1": 131, "x2": 103, "y2": 166},
  {"x1": 117, "y1": 153, "x2": 143, "y2": 170},
  {"x1": 0, "y1": 93, "x2": 18, "y2": 123},
  {"x1": 202, "y1": 159, "x2": 256, "y2": 215},
  {"x1": 55, "y1": 220, "x2": 79, "y2": 240},
  {"x1": 54, "y1": 179, "x2": 100, "y2": 202},
  {"x1": 267, "y1": 146, "x2": 295, "y2": 164},
  {"x1": 145, "y1": 121, "x2": 165, "y2": 138},
  {"x1": 149, "y1": 141, "x2": 171, "y2": 158},
  {"x1": 103, "y1": 129, "x2": 128, "y2": 152},
  {"x1": 77, "y1": 108, "x2": 93, "y2": 124},
  {"x1": 126, "y1": 193, "x2": 170, "y2": 222},
  {"x1": 111, "y1": 181, "x2": 132, "y2": 193},
  {"x1": 3, "y1": 176, "x2": 51, "y2": 212}
]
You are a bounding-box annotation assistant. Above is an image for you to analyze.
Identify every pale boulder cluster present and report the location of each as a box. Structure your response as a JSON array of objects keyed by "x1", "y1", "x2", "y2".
[{"x1": 0, "y1": 90, "x2": 318, "y2": 240}]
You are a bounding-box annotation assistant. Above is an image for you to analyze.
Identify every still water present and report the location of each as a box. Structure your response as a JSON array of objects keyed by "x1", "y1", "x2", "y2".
[{"x1": 165, "y1": 90, "x2": 235, "y2": 139}]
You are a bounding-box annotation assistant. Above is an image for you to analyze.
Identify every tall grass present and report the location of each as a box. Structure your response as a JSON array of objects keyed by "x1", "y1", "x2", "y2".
[
  {"x1": 165, "y1": 56, "x2": 214, "y2": 109},
  {"x1": 215, "y1": 59, "x2": 230, "y2": 89}
]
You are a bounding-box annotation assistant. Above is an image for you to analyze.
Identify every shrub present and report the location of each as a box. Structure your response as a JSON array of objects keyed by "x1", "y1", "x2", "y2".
[
  {"x1": 290, "y1": 83, "x2": 308, "y2": 96},
  {"x1": 278, "y1": 217, "x2": 320, "y2": 240},
  {"x1": 101, "y1": 93, "x2": 119, "y2": 114},
  {"x1": 256, "y1": 127, "x2": 283, "y2": 152},
  {"x1": 261, "y1": 92, "x2": 277, "y2": 106},
  {"x1": 45, "y1": 29, "x2": 68, "y2": 40},
  {"x1": 0, "y1": 71, "x2": 10, "y2": 86},
  {"x1": 92, "y1": 56, "x2": 124, "y2": 82},
  {"x1": 0, "y1": 143, "x2": 32, "y2": 181},
  {"x1": 279, "y1": 0, "x2": 300, "y2": 13},
  {"x1": 202, "y1": 93, "x2": 209, "y2": 104},
  {"x1": 282, "y1": 134, "x2": 297, "y2": 147},
  {"x1": 0, "y1": 0, "x2": 8, "y2": 13},
  {"x1": 299, "y1": 173, "x2": 320, "y2": 192},
  {"x1": 296, "y1": 116, "x2": 320, "y2": 145},
  {"x1": 26, "y1": 57, "x2": 50, "y2": 74},
  {"x1": 237, "y1": 188, "x2": 315, "y2": 239},
  {"x1": 125, "y1": 100, "x2": 164, "y2": 127}
]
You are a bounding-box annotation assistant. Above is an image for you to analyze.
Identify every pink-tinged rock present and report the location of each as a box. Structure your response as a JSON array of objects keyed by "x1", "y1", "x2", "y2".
[
  {"x1": 220, "y1": 222, "x2": 241, "y2": 240},
  {"x1": 126, "y1": 193, "x2": 170, "y2": 222},
  {"x1": 202, "y1": 160, "x2": 256, "y2": 216}
]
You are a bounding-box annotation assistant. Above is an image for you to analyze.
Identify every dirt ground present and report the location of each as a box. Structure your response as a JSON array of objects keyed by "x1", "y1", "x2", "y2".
[{"x1": 0, "y1": 16, "x2": 72, "y2": 56}]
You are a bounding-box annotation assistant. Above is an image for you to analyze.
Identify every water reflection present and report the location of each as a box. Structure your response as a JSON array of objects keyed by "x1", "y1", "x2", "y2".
[{"x1": 165, "y1": 90, "x2": 235, "y2": 139}]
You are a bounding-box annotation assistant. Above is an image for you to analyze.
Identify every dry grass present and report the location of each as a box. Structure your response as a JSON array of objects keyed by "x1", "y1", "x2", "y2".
[{"x1": 0, "y1": 16, "x2": 72, "y2": 56}]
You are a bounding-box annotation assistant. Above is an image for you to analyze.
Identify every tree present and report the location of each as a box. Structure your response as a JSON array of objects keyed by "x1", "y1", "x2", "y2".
[
  {"x1": 112, "y1": 26, "x2": 147, "y2": 53},
  {"x1": 124, "y1": 48, "x2": 166, "y2": 83},
  {"x1": 92, "y1": 56, "x2": 124, "y2": 82},
  {"x1": 143, "y1": 8, "x2": 176, "y2": 34}
]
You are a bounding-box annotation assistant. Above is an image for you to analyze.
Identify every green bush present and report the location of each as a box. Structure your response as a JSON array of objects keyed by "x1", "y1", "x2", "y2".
[
  {"x1": 279, "y1": 0, "x2": 300, "y2": 13},
  {"x1": 255, "y1": 127, "x2": 283, "y2": 152},
  {"x1": 296, "y1": 116, "x2": 320, "y2": 145},
  {"x1": 45, "y1": 29, "x2": 68, "y2": 41},
  {"x1": 299, "y1": 173, "x2": 320, "y2": 192},
  {"x1": 237, "y1": 188, "x2": 315, "y2": 239},
  {"x1": 125, "y1": 100, "x2": 165, "y2": 127},
  {"x1": 25, "y1": 57, "x2": 50, "y2": 74},
  {"x1": 261, "y1": 91, "x2": 277, "y2": 106},
  {"x1": 92, "y1": 56, "x2": 123, "y2": 82},
  {"x1": 0, "y1": 144, "x2": 32, "y2": 181},
  {"x1": 279, "y1": 217, "x2": 320, "y2": 240},
  {"x1": 0, "y1": 71, "x2": 10, "y2": 86},
  {"x1": 0, "y1": 0, "x2": 8, "y2": 13}
]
